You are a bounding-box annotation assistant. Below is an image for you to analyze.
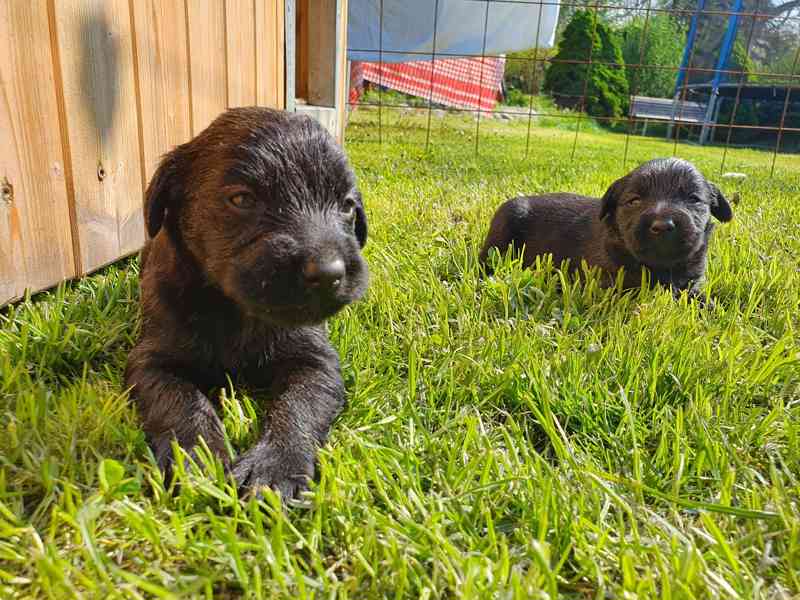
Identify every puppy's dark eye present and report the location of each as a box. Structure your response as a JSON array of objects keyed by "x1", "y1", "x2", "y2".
[
  {"x1": 341, "y1": 197, "x2": 356, "y2": 220},
  {"x1": 627, "y1": 195, "x2": 641, "y2": 205},
  {"x1": 230, "y1": 193, "x2": 255, "y2": 209},
  {"x1": 689, "y1": 194, "x2": 703, "y2": 204}
]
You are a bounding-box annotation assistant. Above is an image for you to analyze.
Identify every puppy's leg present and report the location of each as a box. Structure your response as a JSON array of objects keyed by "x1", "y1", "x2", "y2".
[
  {"x1": 660, "y1": 259, "x2": 713, "y2": 307},
  {"x1": 479, "y1": 218, "x2": 516, "y2": 276},
  {"x1": 479, "y1": 199, "x2": 533, "y2": 274},
  {"x1": 672, "y1": 279, "x2": 715, "y2": 309},
  {"x1": 232, "y1": 345, "x2": 344, "y2": 500},
  {"x1": 681, "y1": 256, "x2": 714, "y2": 308},
  {"x1": 125, "y1": 354, "x2": 230, "y2": 478}
]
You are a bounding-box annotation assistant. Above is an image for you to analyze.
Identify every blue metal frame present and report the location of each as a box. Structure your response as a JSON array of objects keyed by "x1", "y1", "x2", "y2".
[
  {"x1": 710, "y1": 0, "x2": 744, "y2": 91},
  {"x1": 674, "y1": 0, "x2": 744, "y2": 95},
  {"x1": 674, "y1": 0, "x2": 706, "y2": 95}
]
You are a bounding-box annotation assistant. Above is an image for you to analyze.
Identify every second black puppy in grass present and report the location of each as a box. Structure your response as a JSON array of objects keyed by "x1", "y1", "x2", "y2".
[
  {"x1": 480, "y1": 158, "x2": 733, "y2": 298},
  {"x1": 125, "y1": 107, "x2": 368, "y2": 499}
]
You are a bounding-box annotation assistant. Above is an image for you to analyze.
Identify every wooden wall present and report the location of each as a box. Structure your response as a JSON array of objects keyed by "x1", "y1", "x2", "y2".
[{"x1": 0, "y1": 0, "x2": 285, "y2": 306}]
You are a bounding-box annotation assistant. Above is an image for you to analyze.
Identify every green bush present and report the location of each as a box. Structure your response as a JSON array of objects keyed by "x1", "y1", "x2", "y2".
[
  {"x1": 620, "y1": 15, "x2": 685, "y2": 98},
  {"x1": 544, "y1": 10, "x2": 629, "y2": 120},
  {"x1": 503, "y1": 47, "x2": 553, "y2": 95},
  {"x1": 503, "y1": 88, "x2": 530, "y2": 107}
]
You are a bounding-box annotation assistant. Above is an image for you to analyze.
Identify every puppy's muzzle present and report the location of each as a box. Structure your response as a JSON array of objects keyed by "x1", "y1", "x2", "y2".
[
  {"x1": 635, "y1": 207, "x2": 699, "y2": 265},
  {"x1": 303, "y1": 257, "x2": 345, "y2": 291},
  {"x1": 640, "y1": 210, "x2": 682, "y2": 243}
]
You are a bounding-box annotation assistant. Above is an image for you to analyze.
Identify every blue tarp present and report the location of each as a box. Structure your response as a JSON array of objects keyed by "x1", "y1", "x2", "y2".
[{"x1": 347, "y1": 0, "x2": 560, "y2": 63}]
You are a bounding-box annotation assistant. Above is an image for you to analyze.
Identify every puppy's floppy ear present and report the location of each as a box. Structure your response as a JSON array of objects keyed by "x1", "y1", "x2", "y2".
[
  {"x1": 354, "y1": 190, "x2": 368, "y2": 247},
  {"x1": 708, "y1": 182, "x2": 733, "y2": 222},
  {"x1": 144, "y1": 151, "x2": 183, "y2": 238},
  {"x1": 600, "y1": 176, "x2": 627, "y2": 221}
]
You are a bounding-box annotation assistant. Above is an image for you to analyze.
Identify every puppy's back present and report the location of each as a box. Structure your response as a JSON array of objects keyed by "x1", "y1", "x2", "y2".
[{"x1": 480, "y1": 193, "x2": 600, "y2": 268}]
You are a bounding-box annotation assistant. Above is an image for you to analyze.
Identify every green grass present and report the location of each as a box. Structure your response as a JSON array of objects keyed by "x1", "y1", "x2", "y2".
[{"x1": 2, "y1": 115, "x2": 799, "y2": 599}]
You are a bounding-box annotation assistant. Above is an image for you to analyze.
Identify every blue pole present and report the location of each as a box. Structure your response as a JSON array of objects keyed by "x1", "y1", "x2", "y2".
[
  {"x1": 711, "y1": 0, "x2": 744, "y2": 90},
  {"x1": 699, "y1": 0, "x2": 744, "y2": 144},
  {"x1": 674, "y1": 0, "x2": 706, "y2": 95}
]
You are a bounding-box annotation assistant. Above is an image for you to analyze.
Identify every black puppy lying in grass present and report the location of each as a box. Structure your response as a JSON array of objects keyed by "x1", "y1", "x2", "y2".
[
  {"x1": 125, "y1": 108, "x2": 368, "y2": 499},
  {"x1": 480, "y1": 158, "x2": 733, "y2": 299}
]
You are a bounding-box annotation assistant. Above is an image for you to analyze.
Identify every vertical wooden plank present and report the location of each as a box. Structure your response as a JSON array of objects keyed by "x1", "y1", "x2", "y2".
[
  {"x1": 257, "y1": 0, "x2": 285, "y2": 109},
  {"x1": 293, "y1": 0, "x2": 308, "y2": 101},
  {"x1": 336, "y1": 0, "x2": 348, "y2": 142},
  {"x1": 306, "y1": 0, "x2": 336, "y2": 107},
  {"x1": 284, "y1": 0, "x2": 294, "y2": 112},
  {"x1": 53, "y1": 0, "x2": 145, "y2": 273},
  {"x1": 186, "y1": 0, "x2": 227, "y2": 133},
  {"x1": 274, "y1": 0, "x2": 285, "y2": 109},
  {"x1": 131, "y1": 0, "x2": 192, "y2": 184},
  {"x1": 226, "y1": 0, "x2": 257, "y2": 108},
  {"x1": 0, "y1": 1, "x2": 76, "y2": 305}
]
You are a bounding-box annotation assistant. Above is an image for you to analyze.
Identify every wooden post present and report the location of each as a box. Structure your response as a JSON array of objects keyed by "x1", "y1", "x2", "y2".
[
  {"x1": 335, "y1": 0, "x2": 348, "y2": 143},
  {"x1": 291, "y1": 0, "x2": 348, "y2": 141},
  {"x1": 306, "y1": 0, "x2": 336, "y2": 107}
]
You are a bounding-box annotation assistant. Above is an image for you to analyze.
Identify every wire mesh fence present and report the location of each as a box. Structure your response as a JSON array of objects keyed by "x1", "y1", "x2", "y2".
[{"x1": 344, "y1": 0, "x2": 800, "y2": 176}]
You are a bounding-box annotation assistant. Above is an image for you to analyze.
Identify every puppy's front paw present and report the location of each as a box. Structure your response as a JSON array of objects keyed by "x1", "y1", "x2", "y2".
[
  {"x1": 232, "y1": 439, "x2": 315, "y2": 500},
  {"x1": 680, "y1": 288, "x2": 716, "y2": 310},
  {"x1": 149, "y1": 392, "x2": 231, "y2": 477},
  {"x1": 696, "y1": 295, "x2": 717, "y2": 310}
]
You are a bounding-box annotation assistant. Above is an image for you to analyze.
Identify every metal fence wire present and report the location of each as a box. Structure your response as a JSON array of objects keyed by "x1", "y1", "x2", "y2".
[{"x1": 344, "y1": 0, "x2": 800, "y2": 176}]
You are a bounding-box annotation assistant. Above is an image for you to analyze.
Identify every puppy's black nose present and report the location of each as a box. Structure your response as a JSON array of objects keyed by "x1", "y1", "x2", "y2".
[
  {"x1": 303, "y1": 258, "x2": 345, "y2": 289},
  {"x1": 649, "y1": 218, "x2": 676, "y2": 235}
]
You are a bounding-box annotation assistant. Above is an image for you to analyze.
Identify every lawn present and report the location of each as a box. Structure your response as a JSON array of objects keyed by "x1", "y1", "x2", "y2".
[{"x1": 1, "y1": 113, "x2": 799, "y2": 599}]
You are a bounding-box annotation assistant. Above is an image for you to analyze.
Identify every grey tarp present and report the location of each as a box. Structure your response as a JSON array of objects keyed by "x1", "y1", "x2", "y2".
[{"x1": 347, "y1": 0, "x2": 560, "y2": 63}]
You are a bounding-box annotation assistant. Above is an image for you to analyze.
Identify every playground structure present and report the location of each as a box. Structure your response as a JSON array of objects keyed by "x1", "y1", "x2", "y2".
[
  {"x1": 661, "y1": 0, "x2": 799, "y2": 146},
  {"x1": 673, "y1": 0, "x2": 744, "y2": 145}
]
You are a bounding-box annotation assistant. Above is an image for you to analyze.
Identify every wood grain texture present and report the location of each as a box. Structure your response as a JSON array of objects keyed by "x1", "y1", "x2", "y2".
[
  {"x1": 186, "y1": 0, "x2": 227, "y2": 133},
  {"x1": 1, "y1": 0, "x2": 290, "y2": 305},
  {"x1": 225, "y1": 0, "x2": 256, "y2": 108},
  {"x1": 131, "y1": 0, "x2": 192, "y2": 183},
  {"x1": 306, "y1": 0, "x2": 335, "y2": 107},
  {"x1": 256, "y1": 0, "x2": 284, "y2": 109},
  {"x1": 294, "y1": 0, "x2": 308, "y2": 101},
  {"x1": 336, "y1": 0, "x2": 348, "y2": 142},
  {"x1": 53, "y1": 0, "x2": 145, "y2": 273},
  {"x1": 0, "y1": 1, "x2": 76, "y2": 305}
]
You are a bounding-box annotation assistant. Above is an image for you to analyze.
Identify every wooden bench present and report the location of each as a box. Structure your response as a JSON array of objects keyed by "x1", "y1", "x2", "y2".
[{"x1": 630, "y1": 95, "x2": 708, "y2": 136}]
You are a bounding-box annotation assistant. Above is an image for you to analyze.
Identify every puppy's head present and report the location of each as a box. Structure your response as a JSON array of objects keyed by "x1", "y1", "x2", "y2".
[
  {"x1": 144, "y1": 107, "x2": 368, "y2": 326},
  {"x1": 599, "y1": 158, "x2": 732, "y2": 266}
]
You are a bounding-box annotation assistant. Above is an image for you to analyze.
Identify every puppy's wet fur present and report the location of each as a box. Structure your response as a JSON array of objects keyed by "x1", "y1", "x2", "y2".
[
  {"x1": 480, "y1": 158, "x2": 733, "y2": 297},
  {"x1": 125, "y1": 107, "x2": 368, "y2": 499}
]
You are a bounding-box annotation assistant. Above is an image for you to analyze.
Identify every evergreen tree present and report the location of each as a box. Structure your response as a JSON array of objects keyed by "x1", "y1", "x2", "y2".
[{"x1": 544, "y1": 10, "x2": 630, "y2": 119}]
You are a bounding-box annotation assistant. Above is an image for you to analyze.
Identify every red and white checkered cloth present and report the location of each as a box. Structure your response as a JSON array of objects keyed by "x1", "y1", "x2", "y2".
[{"x1": 349, "y1": 56, "x2": 506, "y2": 112}]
